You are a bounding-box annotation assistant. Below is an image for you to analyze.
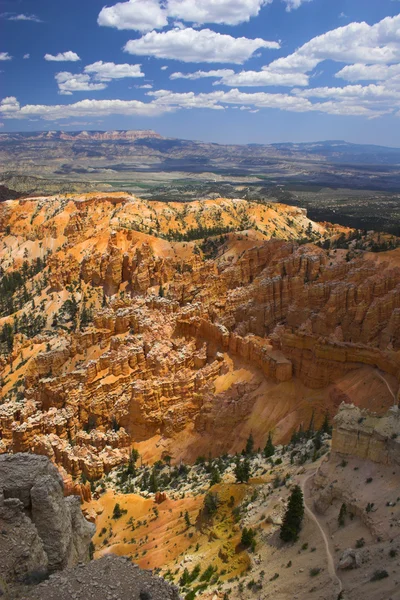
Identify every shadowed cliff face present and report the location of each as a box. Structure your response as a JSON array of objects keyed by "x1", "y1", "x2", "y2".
[{"x1": 0, "y1": 193, "x2": 399, "y2": 478}]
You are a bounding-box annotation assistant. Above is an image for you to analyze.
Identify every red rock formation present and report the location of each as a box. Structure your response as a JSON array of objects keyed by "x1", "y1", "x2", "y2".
[{"x1": 0, "y1": 193, "x2": 398, "y2": 479}]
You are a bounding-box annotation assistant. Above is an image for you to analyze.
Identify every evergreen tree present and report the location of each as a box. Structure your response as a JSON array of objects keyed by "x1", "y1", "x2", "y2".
[
  {"x1": 234, "y1": 457, "x2": 251, "y2": 483},
  {"x1": 264, "y1": 432, "x2": 275, "y2": 458},
  {"x1": 320, "y1": 412, "x2": 332, "y2": 435},
  {"x1": 149, "y1": 468, "x2": 158, "y2": 493},
  {"x1": 241, "y1": 527, "x2": 256, "y2": 550},
  {"x1": 112, "y1": 503, "x2": 123, "y2": 519},
  {"x1": 210, "y1": 467, "x2": 221, "y2": 486},
  {"x1": 280, "y1": 485, "x2": 304, "y2": 542},
  {"x1": 307, "y1": 410, "x2": 315, "y2": 438},
  {"x1": 184, "y1": 510, "x2": 191, "y2": 527},
  {"x1": 244, "y1": 432, "x2": 254, "y2": 456},
  {"x1": 159, "y1": 284, "x2": 164, "y2": 298},
  {"x1": 204, "y1": 492, "x2": 219, "y2": 516}
]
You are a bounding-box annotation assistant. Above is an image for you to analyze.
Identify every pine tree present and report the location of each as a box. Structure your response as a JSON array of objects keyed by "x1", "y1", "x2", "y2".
[
  {"x1": 210, "y1": 467, "x2": 221, "y2": 486},
  {"x1": 244, "y1": 433, "x2": 254, "y2": 456},
  {"x1": 184, "y1": 510, "x2": 191, "y2": 527},
  {"x1": 264, "y1": 432, "x2": 275, "y2": 458},
  {"x1": 307, "y1": 410, "x2": 315, "y2": 438},
  {"x1": 241, "y1": 527, "x2": 256, "y2": 550},
  {"x1": 280, "y1": 485, "x2": 304, "y2": 542},
  {"x1": 149, "y1": 468, "x2": 158, "y2": 493},
  {"x1": 112, "y1": 503, "x2": 123, "y2": 519},
  {"x1": 234, "y1": 457, "x2": 251, "y2": 483},
  {"x1": 159, "y1": 283, "x2": 164, "y2": 298},
  {"x1": 204, "y1": 492, "x2": 219, "y2": 516},
  {"x1": 320, "y1": 412, "x2": 332, "y2": 435}
]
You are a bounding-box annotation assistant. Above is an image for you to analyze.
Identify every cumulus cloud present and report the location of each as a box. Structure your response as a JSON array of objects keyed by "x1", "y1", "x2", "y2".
[
  {"x1": 84, "y1": 61, "x2": 144, "y2": 81},
  {"x1": 98, "y1": 0, "x2": 271, "y2": 30},
  {"x1": 23, "y1": 53, "x2": 30, "y2": 59},
  {"x1": 296, "y1": 83, "x2": 400, "y2": 102},
  {"x1": 98, "y1": 0, "x2": 168, "y2": 32},
  {"x1": 170, "y1": 69, "x2": 234, "y2": 80},
  {"x1": 336, "y1": 63, "x2": 400, "y2": 83},
  {"x1": 0, "y1": 86, "x2": 392, "y2": 122},
  {"x1": 0, "y1": 96, "x2": 172, "y2": 119},
  {"x1": 161, "y1": 65, "x2": 168, "y2": 70},
  {"x1": 0, "y1": 52, "x2": 12, "y2": 61},
  {"x1": 267, "y1": 14, "x2": 400, "y2": 77},
  {"x1": 124, "y1": 27, "x2": 279, "y2": 64},
  {"x1": 170, "y1": 68, "x2": 308, "y2": 86},
  {"x1": 97, "y1": 0, "x2": 311, "y2": 31},
  {"x1": 55, "y1": 72, "x2": 107, "y2": 95},
  {"x1": 149, "y1": 87, "x2": 313, "y2": 111},
  {"x1": 167, "y1": 0, "x2": 272, "y2": 26},
  {"x1": 44, "y1": 51, "x2": 81, "y2": 62},
  {"x1": 0, "y1": 97, "x2": 20, "y2": 114}
]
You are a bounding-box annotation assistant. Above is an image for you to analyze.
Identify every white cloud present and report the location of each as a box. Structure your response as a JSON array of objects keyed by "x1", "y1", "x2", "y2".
[
  {"x1": 44, "y1": 51, "x2": 81, "y2": 62},
  {"x1": 98, "y1": 0, "x2": 168, "y2": 32},
  {"x1": 0, "y1": 12, "x2": 42, "y2": 22},
  {"x1": 296, "y1": 83, "x2": 397, "y2": 100},
  {"x1": 0, "y1": 96, "x2": 172, "y2": 120},
  {"x1": 55, "y1": 72, "x2": 107, "y2": 95},
  {"x1": 161, "y1": 65, "x2": 168, "y2": 70},
  {"x1": 219, "y1": 69, "x2": 308, "y2": 86},
  {"x1": 98, "y1": 0, "x2": 311, "y2": 30},
  {"x1": 0, "y1": 52, "x2": 12, "y2": 61},
  {"x1": 8, "y1": 13, "x2": 42, "y2": 22},
  {"x1": 124, "y1": 27, "x2": 279, "y2": 64},
  {"x1": 23, "y1": 53, "x2": 30, "y2": 59},
  {"x1": 97, "y1": 0, "x2": 271, "y2": 30},
  {"x1": 149, "y1": 88, "x2": 313, "y2": 112},
  {"x1": 138, "y1": 83, "x2": 153, "y2": 88},
  {"x1": 336, "y1": 63, "x2": 400, "y2": 83},
  {"x1": 170, "y1": 67, "x2": 308, "y2": 86},
  {"x1": 170, "y1": 69, "x2": 234, "y2": 80},
  {"x1": 0, "y1": 97, "x2": 20, "y2": 114},
  {"x1": 282, "y1": 0, "x2": 312, "y2": 11},
  {"x1": 267, "y1": 14, "x2": 400, "y2": 77},
  {"x1": 0, "y1": 85, "x2": 393, "y2": 122},
  {"x1": 0, "y1": 122, "x2": 4, "y2": 127},
  {"x1": 84, "y1": 61, "x2": 144, "y2": 81},
  {"x1": 167, "y1": 0, "x2": 272, "y2": 26}
]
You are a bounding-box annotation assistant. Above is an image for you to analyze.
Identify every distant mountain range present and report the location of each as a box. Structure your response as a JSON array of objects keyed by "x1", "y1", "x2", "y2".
[{"x1": 1, "y1": 131, "x2": 400, "y2": 165}]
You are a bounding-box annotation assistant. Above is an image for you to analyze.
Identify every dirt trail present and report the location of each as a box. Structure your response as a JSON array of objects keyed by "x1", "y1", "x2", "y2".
[
  {"x1": 300, "y1": 470, "x2": 343, "y2": 599},
  {"x1": 375, "y1": 370, "x2": 399, "y2": 406}
]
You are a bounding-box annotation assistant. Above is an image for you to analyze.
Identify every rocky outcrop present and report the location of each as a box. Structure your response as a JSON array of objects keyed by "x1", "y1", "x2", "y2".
[
  {"x1": 26, "y1": 555, "x2": 181, "y2": 600},
  {"x1": 331, "y1": 403, "x2": 400, "y2": 466},
  {"x1": 0, "y1": 454, "x2": 94, "y2": 584}
]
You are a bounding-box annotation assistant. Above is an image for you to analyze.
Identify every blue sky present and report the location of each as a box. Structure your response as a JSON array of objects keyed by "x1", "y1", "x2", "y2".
[{"x1": 1, "y1": 0, "x2": 400, "y2": 145}]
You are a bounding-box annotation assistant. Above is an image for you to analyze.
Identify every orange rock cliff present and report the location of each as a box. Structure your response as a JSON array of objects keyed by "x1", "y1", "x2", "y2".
[{"x1": 0, "y1": 193, "x2": 399, "y2": 480}]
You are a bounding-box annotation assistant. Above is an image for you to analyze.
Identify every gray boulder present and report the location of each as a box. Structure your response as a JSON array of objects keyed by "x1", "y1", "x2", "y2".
[
  {"x1": 338, "y1": 548, "x2": 362, "y2": 570},
  {"x1": 0, "y1": 453, "x2": 94, "y2": 584}
]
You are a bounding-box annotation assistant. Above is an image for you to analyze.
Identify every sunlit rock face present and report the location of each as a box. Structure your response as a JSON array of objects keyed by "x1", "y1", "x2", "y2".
[{"x1": 0, "y1": 192, "x2": 398, "y2": 476}]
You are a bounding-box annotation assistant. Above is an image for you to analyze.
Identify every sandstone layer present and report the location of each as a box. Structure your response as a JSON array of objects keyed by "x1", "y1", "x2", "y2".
[{"x1": 0, "y1": 193, "x2": 398, "y2": 479}]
